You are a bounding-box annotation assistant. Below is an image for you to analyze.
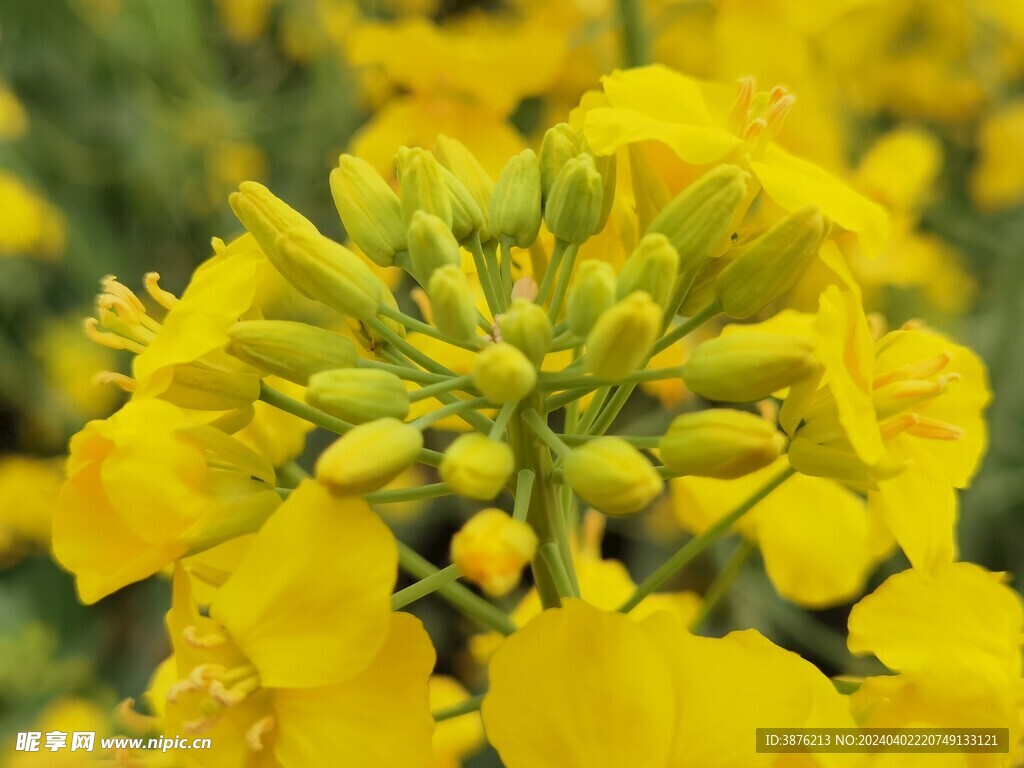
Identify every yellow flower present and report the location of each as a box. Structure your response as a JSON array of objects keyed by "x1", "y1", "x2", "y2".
[
  {"x1": 0, "y1": 170, "x2": 66, "y2": 259},
  {"x1": 429, "y1": 676, "x2": 484, "y2": 768},
  {"x1": 159, "y1": 480, "x2": 435, "y2": 767},
  {"x1": 583, "y1": 65, "x2": 888, "y2": 257},
  {"x1": 6, "y1": 696, "x2": 112, "y2": 768},
  {"x1": 214, "y1": 0, "x2": 277, "y2": 44},
  {"x1": 971, "y1": 100, "x2": 1024, "y2": 212},
  {"x1": 0, "y1": 456, "x2": 63, "y2": 565},
  {"x1": 54, "y1": 398, "x2": 280, "y2": 604},
  {"x1": 483, "y1": 600, "x2": 854, "y2": 767},
  {"x1": 450, "y1": 509, "x2": 537, "y2": 597},
  {"x1": 847, "y1": 563, "x2": 1023, "y2": 767}
]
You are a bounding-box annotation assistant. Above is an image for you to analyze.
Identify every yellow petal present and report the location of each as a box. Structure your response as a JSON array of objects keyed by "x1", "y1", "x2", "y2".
[
  {"x1": 273, "y1": 612, "x2": 435, "y2": 768},
  {"x1": 641, "y1": 612, "x2": 855, "y2": 768},
  {"x1": 849, "y1": 563, "x2": 1023, "y2": 677},
  {"x1": 599, "y1": 65, "x2": 715, "y2": 125},
  {"x1": 213, "y1": 480, "x2": 396, "y2": 688},
  {"x1": 482, "y1": 599, "x2": 675, "y2": 768},
  {"x1": 584, "y1": 107, "x2": 743, "y2": 165},
  {"x1": 754, "y1": 144, "x2": 889, "y2": 258}
]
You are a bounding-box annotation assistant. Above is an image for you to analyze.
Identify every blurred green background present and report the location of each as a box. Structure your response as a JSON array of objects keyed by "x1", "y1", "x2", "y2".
[{"x1": 0, "y1": 0, "x2": 1022, "y2": 765}]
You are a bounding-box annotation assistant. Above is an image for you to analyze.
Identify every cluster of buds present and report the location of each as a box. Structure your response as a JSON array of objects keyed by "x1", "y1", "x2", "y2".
[{"x1": 214, "y1": 121, "x2": 828, "y2": 603}]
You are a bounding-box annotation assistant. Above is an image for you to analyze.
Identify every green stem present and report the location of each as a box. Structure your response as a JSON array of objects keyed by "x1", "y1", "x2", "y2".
[
  {"x1": 377, "y1": 303, "x2": 479, "y2": 350},
  {"x1": 433, "y1": 694, "x2": 485, "y2": 722},
  {"x1": 521, "y1": 409, "x2": 572, "y2": 458},
  {"x1": 512, "y1": 469, "x2": 535, "y2": 522},
  {"x1": 499, "y1": 238, "x2": 515, "y2": 300},
  {"x1": 366, "y1": 482, "x2": 452, "y2": 504},
  {"x1": 409, "y1": 374, "x2": 476, "y2": 403},
  {"x1": 411, "y1": 397, "x2": 491, "y2": 430},
  {"x1": 544, "y1": 386, "x2": 601, "y2": 413},
  {"x1": 535, "y1": 239, "x2": 567, "y2": 306},
  {"x1": 367, "y1": 317, "x2": 457, "y2": 377},
  {"x1": 540, "y1": 366, "x2": 686, "y2": 391},
  {"x1": 468, "y1": 232, "x2": 503, "y2": 316},
  {"x1": 485, "y1": 239, "x2": 508, "y2": 312},
  {"x1": 651, "y1": 300, "x2": 720, "y2": 356},
  {"x1": 489, "y1": 400, "x2": 519, "y2": 440},
  {"x1": 689, "y1": 538, "x2": 756, "y2": 631},
  {"x1": 616, "y1": 0, "x2": 649, "y2": 67},
  {"x1": 619, "y1": 467, "x2": 794, "y2": 613},
  {"x1": 577, "y1": 385, "x2": 611, "y2": 434},
  {"x1": 361, "y1": 359, "x2": 449, "y2": 384},
  {"x1": 560, "y1": 433, "x2": 660, "y2": 448},
  {"x1": 539, "y1": 543, "x2": 577, "y2": 599},
  {"x1": 276, "y1": 461, "x2": 308, "y2": 489},
  {"x1": 546, "y1": 243, "x2": 578, "y2": 321},
  {"x1": 392, "y1": 564, "x2": 461, "y2": 610},
  {"x1": 260, "y1": 382, "x2": 353, "y2": 435},
  {"x1": 396, "y1": 541, "x2": 516, "y2": 635}
]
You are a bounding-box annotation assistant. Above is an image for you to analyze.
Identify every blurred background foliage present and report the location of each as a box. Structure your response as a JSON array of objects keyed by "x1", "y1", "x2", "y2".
[{"x1": 0, "y1": 0, "x2": 1022, "y2": 764}]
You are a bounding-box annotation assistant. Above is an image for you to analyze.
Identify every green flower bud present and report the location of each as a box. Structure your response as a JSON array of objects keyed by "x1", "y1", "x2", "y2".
[
  {"x1": 316, "y1": 418, "x2": 423, "y2": 495},
  {"x1": 539, "y1": 123, "x2": 581, "y2": 202},
  {"x1": 397, "y1": 146, "x2": 453, "y2": 229},
  {"x1": 435, "y1": 135, "x2": 494, "y2": 240},
  {"x1": 274, "y1": 228, "x2": 384, "y2": 321},
  {"x1": 228, "y1": 320, "x2": 358, "y2": 385},
  {"x1": 617, "y1": 234, "x2": 680, "y2": 310},
  {"x1": 428, "y1": 264, "x2": 478, "y2": 342},
  {"x1": 306, "y1": 369, "x2": 410, "y2": 424},
  {"x1": 440, "y1": 165, "x2": 485, "y2": 241},
  {"x1": 544, "y1": 154, "x2": 603, "y2": 245},
  {"x1": 472, "y1": 343, "x2": 537, "y2": 403},
  {"x1": 659, "y1": 409, "x2": 786, "y2": 478},
  {"x1": 229, "y1": 181, "x2": 318, "y2": 266},
  {"x1": 647, "y1": 165, "x2": 749, "y2": 271},
  {"x1": 682, "y1": 332, "x2": 817, "y2": 402},
  {"x1": 490, "y1": 149, "x2": 542, "y2": 248},
  {"x1": 678, "y1": 252, "x2": 734, "y2": 316},
  {"x1": 163, "y1": 365, "x2": 261, "y2": 411},
  {"x1": 408, "y1": 210, "x2": 461, "y2": 282},
  {"x1": 564, "y1": 436, "x2": 663, "y2": 516},
  {"x1": 590, "y1": 148, "x2": 617, "y2": 232},
  {"x1": 329, "y1": 155, "x2": 406, "y2": 268},
  {"x1": 440, "y1": 433, "x2": 515, "y2": 500},
  {"x1": 567, "y1": 260, "x2": 617, "y2": 337},
  {"x1": 497, "y1": 298, "x2": 552, "y2": 366},
  {"x1": 585, "y1": 291, "x2": 662, "y2": 381},
  {"x1": 715, "y1": 206, "x2": 825, "y2": 318}
]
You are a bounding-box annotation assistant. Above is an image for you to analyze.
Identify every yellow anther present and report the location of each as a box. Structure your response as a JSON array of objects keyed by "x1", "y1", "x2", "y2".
[
  {"x1": 184, "y1": 713, "x2": 222, "y2": 735},
  {"x1": 166, "y1": 678, "x2": 203, "y2": 703},
  {"x1": 873, "y1": 351, "x2": 953, "y2": 388},
  {"x1": 186, "y1": 563, "x2": 231, "y2": 588},
  {"x1": 768, "y1": 84, "x2": 789, "y2": 104},
  {"x1": 188, "y1": 663, "x2": 226, "y2": 687},
  {"x1": 742, "y1": 117, "x2": 767, "y2": 143},
  {"x1": 98, "y1": 293, "x2": 143, "y2": 326},
  {"x1": 211, "y1": 236, "x2": 227, "y2": 255},
  {"x1": 100, "y1": 275, "x2": 146, "y2": 315},
  {"x1": 866, "y1": 312, "x2": 888, "y2": 342},
  {"x1": 144, "y1": 272, "x2": 179, "y2": 310},
  {"x1": 907, "y1": 416, "x2": 964, "y2": 441},
  {"x1": 93, "y1": 371, "x2": 137, "y2": 392},
  {"x1": 83, "y1": 317, "x2": 146, "y2": 354},
  {"x1": 209, "y1": 674, "x2": 261, "y2": 707},
  {"x1": 729, "y1": 76, "x2": 756, "y2": 131},
  {"x1": 183, "y1": 625, "x2": 227, "y2": 649},
  {"x1": 246, "y1": 715, "x2": 276, "y2": 752},
  {"x1": 116, "y1": 698, "x2": 159, "y2": 731},
  {"x1": 878, "y1": 413, "x2": 920, "y2": 440},
  {"x1": 874, "y1": 375, "x2": 956, "y2": 418},
  {"x1": 512, "y1": 275, "x2": 538, "y2": 302}
]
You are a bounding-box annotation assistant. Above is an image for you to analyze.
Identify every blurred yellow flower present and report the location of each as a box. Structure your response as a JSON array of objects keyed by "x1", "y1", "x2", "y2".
[
  {"x1": 971, "y1": 100, "x2": 1024, "y2": 212},
  {"x1": 0, "y1": 456, "x2": 63, "y2": 565},
  {"x1": 0, "y1": 170, "x2": 66, "y2": 259},
  {"x1": 0, "y1": 85, "x2": 28, "y2": 141},
  {"x1": 429, "y1": 675, "x2": 484, "y2": 768}
]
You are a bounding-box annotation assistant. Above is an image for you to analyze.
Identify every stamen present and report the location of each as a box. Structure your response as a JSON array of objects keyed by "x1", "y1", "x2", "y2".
[
  {"x1": 116, "y1": 697, "x2": 159, "y2": 731},
  {"x1": 93, "y1": 371, "x2": 137, "y2": 392},
  {"x1": 246, "y1": 715, "x2": 276, "y2": 752},
  {"x1": 211, "y1": 237, "x2": 227, "y2": 256},
  {"x1": 183, "y1": 625, "x2": 227, "y2": 649},
  {"x1": 768, "y1": 84, "x2": 789, "y2": 104},
  {"x1": 187, "y1": 563, "x2": 231, "y2": 588},
  {"x1": 100, "y1": 275, "x2": 147, "y2": 316},
  {"x1": 144, "y1": 272, "x2": 179, "y2": 310},
  {"x1": 907, "y1": 416, "x2": 964, "y2": 441},
  {"x1": 879, "y1": 413, "x2": 920, "y2": 440},
  {"x1": 873, "y1": 351, "x2": 952, "y2": 388},
  {"x1": 184, "y1": 713, "x2": 222, "y2": 735},
  {"x1": 729, "y1": 76, "x2": 756, "y2": 131},
  {"x1": 84, "y1": 318, "x2": 146, "y2": 353},
  {"x1": 209, "y1": 674, "x2": 260, "y2": 707},
  {"x1": 98, "y1": 294, "x2": 144, "y2": 326},
  {"x1": 512, "y1": 276, "x2": 538, "y2": 302},
  {"x1": 741, "y1": 117, "x2": 767, "y2": 143}
]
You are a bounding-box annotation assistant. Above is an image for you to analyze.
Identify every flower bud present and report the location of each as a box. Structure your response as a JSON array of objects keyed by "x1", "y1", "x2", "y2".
[
  {"x1": 408, "y1": 210, "x2": 461, "y2": 282},
  {"x1": 440, "y1": 165, "x2": 485, "y2": 241},
  {"x1": 490, "y1": 149, "x2": 542, "y2": 247},
  {"x1": 428, "y1": 264, "x2": 478, "y2": 342},
  {"x1": 274, "y1": 228, "x2": 384, "y2": 321},
  {"x1": 228, "y1": 320, "x2": 358, "y2": 385},
  {"x1": 658, "y1": 409, "x2": 786, "y2": 478},
  {"x1": 329, "y1": 155, "x2": 406, "y2": 267},
  {"x1": 682, "y1": 332, "x2": 817, "y2": 402},
  {"x1": 435, "y1": 135, "x2": 494, "y2": 240},
  {"x1": 567, "y1": 260, "x2": 617, "y2": 337},
  {"x1": 450, "y1": 509, "x2": 538, "y2": 597},
  {"x1": 678, "y1": 253, "x2": 733, "y2": 316},
  {"x1": 306, "y1": 369, "x2": 410, "y2": 424},
  {"x1": 617, "y1": 234, "x2": 680, "y2": 310},
  {"x1": 315, "y1": 418, "x2": 423, "y2": 495},
  {"x1": 397, "y1": 146, "x2": 453, "y2": 229},
  {"x1": 440, "y1": 433, "x2": 515, "y2": 500},
  {"x1": 497, "y1": 298, "x2": 552, "y2": 367},
  {"x1": 473, "y1": 343, "x2": 537, "y2": 403},
  {"x1": 585, "y1": 291, "x2": 662, "y2": 381},
  {"x1": 564, "y1": 437, "x2": 663, "y2": 516},
  {"x1": 229, "y1": 181, "x2": 318, "y2": 266},
  {"x1": 715, "y1": 206, "x2": 825, "y2": 318},
  {"x1": 544, "y1": 154, "x2": 603, "y2": 245},
  {"x1": 163, "y1": 365, "x2": 261, "y2": 411},
  {"x1": 647, "y1": 165, "x2": 748, "y2": 271},
  {"x1": 539, "y1": 123, "x2": 581, "y2": 202}
]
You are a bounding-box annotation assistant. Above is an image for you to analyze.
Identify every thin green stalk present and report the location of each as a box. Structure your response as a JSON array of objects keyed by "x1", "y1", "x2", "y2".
[
  {"x1": 276, "y1": 461, "x2": 308, "y2": 489},
  {"x1": 397, "y1": 541, "x2": 516, "y2": 635},
  {"x1": 521, "y1": 409, "x2": 572, "y2": 458},
  {"x1": 260, "y1": 382, "x2": 353, "y2": 435},
  {"x1": 539, "y1": 543, "x2": 577, "y2": 599},
  {"x1": 544, "y1": 385, "x2": 601, "y2": 412},
  {"x1": 577, "y1": 385, "x2": 611, "y2": 434},
  {"x1": 689, "y1": 538, "x2": 756, "y2": 631},
  {"x1": 651, "y1": 300, "x2": 720, "y2": 355},
  {"x1": 499, "y1": 238, "x2": 515, "y2": 299},
  {"x1": 512, "y1": 469, "x2": 535, "y2": 522},
  {"x1": 617, "y1": 0, "x2": 649, "y2": 66},
  {"x1": 489, "y1": 400, "x2": 519, "y2": 440},
  {"x1": 486, "y1": 239, "x2": 508, "y2": 311},
  {"x1": 540, "y1": 366, "x2": 686, "y2": 391},
  {"x1": 411, "y1": 397, "x2": 490, "y2": 430},
  {"x1": 361, "y1": 359, "x2": 449, "y2": 384},
  {"x1": 468, "y1": 232, "x2": 503, "y2": 316},
  {"x1": 367, "y1": 482, "x2": 452, "y2": 504},
  {"x1": 433, "y1": 694, "x2": 485, "y2": 722},
  {"x1": 619, "y1": 467, "x2": 794, "y2": 612},
  {"x1": 392, "y1": 564, "x2": 461, "y2": 610},
  {"x1": 586, "y1": 384, "x2": 626, "y2": 436},
  {"x1": 409, "y1": 374, "x2": 476, "y2": 403},
  {"x1": 535, "y1": 240, "x2": 568, "y2": 306},
  {"x1": 376, "y1": 303, "x2": 479, "y2": 350},
  {"x1": 560, "y1": 433, "x2": 660, "y2": 448},
  {"x1": 367, "y1": 317, "x2": 457, "y2": 377},
  {"x1": 546, "y1": 243, "x2": 578, "y2": 321}
]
